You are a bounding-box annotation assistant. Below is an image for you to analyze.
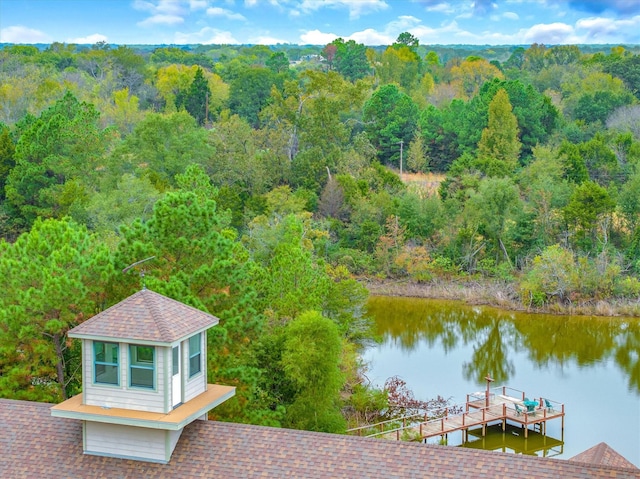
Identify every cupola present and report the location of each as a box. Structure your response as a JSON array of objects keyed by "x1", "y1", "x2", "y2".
[{"x1": 51, "y1": 289, "x2": 235, "y2": 463}]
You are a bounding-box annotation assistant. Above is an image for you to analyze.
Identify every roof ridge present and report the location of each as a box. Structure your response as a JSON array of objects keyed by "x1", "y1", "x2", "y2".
[{"x1": 142, "y1": 289, "x2": 173, "y2": 343}]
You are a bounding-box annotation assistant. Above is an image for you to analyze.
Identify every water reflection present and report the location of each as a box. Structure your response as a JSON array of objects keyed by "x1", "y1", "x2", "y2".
[
  {"x1": 366, "y1": 296, "x2": 640, "y2": 393},
  {"x1": 462, "y1": 424, "x2": 564, "y2": 458}
]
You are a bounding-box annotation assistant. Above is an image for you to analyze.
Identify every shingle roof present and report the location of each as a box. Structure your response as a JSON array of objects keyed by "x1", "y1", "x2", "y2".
[
  {"x1": 1, "y1": 399, "x2": 638, "y2": 479},
  {"x1": 68, "y1": 289, "x2": 218, "y2": 344},
  {"x1": 570, "y1": 442, "x2": 639, "y2": 470}
]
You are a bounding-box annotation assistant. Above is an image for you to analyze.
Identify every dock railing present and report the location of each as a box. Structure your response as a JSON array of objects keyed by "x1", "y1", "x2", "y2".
[
  {"x1": 346, "y1": 386, "x2": 565, "y2": 441},
  {"x1": 346, "y1": 413, "x2": 426, "y2": 437}
]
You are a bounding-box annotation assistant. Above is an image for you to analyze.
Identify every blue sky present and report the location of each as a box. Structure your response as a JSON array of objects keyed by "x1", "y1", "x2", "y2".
[{"x1": 1, "y1": 0, "x2": 640, "y2": 46}]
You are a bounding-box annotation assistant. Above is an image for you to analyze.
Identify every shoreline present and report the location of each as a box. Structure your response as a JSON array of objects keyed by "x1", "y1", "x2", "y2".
[{"x1": 361, "y1": 278, "x2": 640, "y2": 318}]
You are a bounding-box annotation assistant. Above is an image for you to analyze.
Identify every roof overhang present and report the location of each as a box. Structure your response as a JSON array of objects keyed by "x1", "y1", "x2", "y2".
[{"x1": 68, "y1": 323, "x2": 216, "y2": 347}]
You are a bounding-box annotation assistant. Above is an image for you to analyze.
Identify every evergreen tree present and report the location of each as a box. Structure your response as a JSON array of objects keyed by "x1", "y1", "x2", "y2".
[
  {"x1": 0, "y1": 123, "x2": 16, "y2": 200},
  {"x1": 183, "y1": 67, "x2": 211, "y2": 126},
  {"x1": 477, "y1": 88, "x2": 522, "y2": 175},
  {"x1": 0, "y1": 218, "x2": 115, "y2": 402}
]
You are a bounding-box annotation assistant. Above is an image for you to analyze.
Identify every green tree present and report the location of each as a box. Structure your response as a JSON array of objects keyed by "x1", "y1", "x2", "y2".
[
  {"x1": 330, "y1": 38, "x2": 370, "y2": 82},
  {"x1": 563, "y1": 180, "x2": 615, "y2": 251},
  {"x1": 281, "y1": 311, "x2": 345, "y2": 432},
  {"x1": 0, "y1": 217, "x2": 115, "y2": 402},
  {"x1": 363, "y1": 84, "x2": 419, "y2": 167},
  {"x1": 465, "y1": 177, "x2": 521, "y2": 265},
  {"x1": 394, "y1": 32, "x2": 420, "y2": 50},
  {"x1": 229, "y1": 66, "x2": 278, "y2": 127},
  {"x1": 377, "y1": 45, "x2": 422, "y2": 92},
  {"x1": 110, "y1": 111, "x2": 212, "y2": 189},
  {"x1": 248, "y1": 213, "x2": 330, "y2": 320},
  {"x1": 406, "y1": 131, "x2": 429, "y2": 173},
  {"x1": 0, "y1": 123, "x2": 16, "y2": 199},
  {"x1": 5, "y1": 91, "x2": 115, "y2": 227},
  {"x1": 115, "y1": 169, "x2": 267, "y2": 422},
  {"x1": 266, "y1": 51, "x2": 290, "y2": 74},
  {"x1": 477, "y1": 88, "x2": 521, "y2": 175},
  {"x1": 181, "y1": 67, "x2": 211, "y2": 126}
]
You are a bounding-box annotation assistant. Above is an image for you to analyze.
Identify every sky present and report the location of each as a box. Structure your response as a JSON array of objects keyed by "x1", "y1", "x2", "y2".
[{"x1": 1, "y1": 0, "x2": 640, "y2": 46}]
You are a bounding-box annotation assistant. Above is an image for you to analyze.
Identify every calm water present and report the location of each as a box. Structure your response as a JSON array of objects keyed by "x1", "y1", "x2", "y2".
[{"x1": 362, "y1": 296, "x2": 640, "y2": 466}]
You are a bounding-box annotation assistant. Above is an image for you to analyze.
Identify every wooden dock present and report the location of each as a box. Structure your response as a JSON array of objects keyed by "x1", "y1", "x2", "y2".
[{"x1": 347, "y1": 386, "x2": 565, "y2": 442}]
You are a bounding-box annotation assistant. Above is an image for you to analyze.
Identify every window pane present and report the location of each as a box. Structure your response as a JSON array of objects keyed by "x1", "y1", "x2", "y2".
[
  {"x1": 129, "y1": 345, "x2": 155, "y2": 388},
  {"x1": 94, "y1": 342, "x2": 119, "y2": 385},
  {"x1": 189, "y1": 354, "x2": 201, "y2": 376},
  {"x1": 95, "y1": 364, "x2": 118, "y2": 385},
  {"x1": 132, "y1": 345, "x2": 154, "y2": 365},
  {"x1": 189, "y1": 334, "x2": 201, "y2": 355},
  {"x1": 189, "y1": 333, "x2": 201, "y2": 377},
  {"x1": 172, "y1": 346, "x2": 179, "y2": 376},
  {"x1": 130, "y1": 367, "x2": 154, "y2": 388}
]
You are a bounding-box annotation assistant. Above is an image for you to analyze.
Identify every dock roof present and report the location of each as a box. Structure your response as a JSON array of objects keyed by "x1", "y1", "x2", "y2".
[{"x1": 68, "y1": 289, "x2": 218, "y2": 344}]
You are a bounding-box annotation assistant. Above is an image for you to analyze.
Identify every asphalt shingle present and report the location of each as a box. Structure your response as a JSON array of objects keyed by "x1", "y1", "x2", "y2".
[
  {"x1": 68, "y1": 289, "x2": 218, "y2": 344},
  {"x1": 1, "y1": 399, "x2": 638, "y2": 479}
]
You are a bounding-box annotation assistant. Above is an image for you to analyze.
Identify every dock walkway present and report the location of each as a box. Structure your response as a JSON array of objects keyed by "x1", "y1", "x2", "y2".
[{"x1": 347, "y1": 386, "x2": 565, "y2": 442}]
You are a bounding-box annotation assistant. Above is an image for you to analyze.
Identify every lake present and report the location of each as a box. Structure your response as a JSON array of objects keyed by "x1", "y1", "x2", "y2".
[{"x1": 362, "y1": 296, "x2": 640, "y2": 466}]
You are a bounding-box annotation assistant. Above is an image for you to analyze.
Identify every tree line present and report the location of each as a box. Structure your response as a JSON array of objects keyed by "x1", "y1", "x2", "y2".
[{"x1": 1, "y1": 35, "x2": 640, "y2": 431}]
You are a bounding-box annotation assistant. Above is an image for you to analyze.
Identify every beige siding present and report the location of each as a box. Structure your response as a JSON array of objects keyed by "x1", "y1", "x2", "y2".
[
  {"x1": 84, "y1": 422, "x2": 169, "y2": 463},
  {"x1": 84, "y1": 341, "x2": 169, "y2": 413}
]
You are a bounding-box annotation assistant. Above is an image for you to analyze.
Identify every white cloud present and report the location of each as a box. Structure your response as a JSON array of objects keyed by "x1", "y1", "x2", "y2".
[
  {"x1": 386, "y1": 15, "x2": 422, "y2": 31},
  {"x1": 299, "y1": 0, "x2": 389, "y2": 19},
  {"x1": 523, "y1": 22, "x2": 575, "y2": 44},
  {"x1": 299, "y1": 29, "x2": 338, "y2": 44},
  {"x1": 206, "y1": 6, "x2": 247, "y2": 20},
  {"x1": 576, "y1": 15, "x2": 640, "y2": 42},
  {"x1": 503, "y1": 11, "x2": 519, "y2": 20},
  {"x1": 137, "y1": 14, "x2": 185, "y2": 26},
  {"x1": 250, "y1": 35, "x2": 291, "y2": 44},
  {"x1": 0, "y1": 25, "x2": 50, "y2": 43},
  {"x1": 134, "y1": 0, "x2": 186, "y2": 27},
  {"x1": 189, "y1": 0, "x2": 208, "y2": 9},
  {"x1": 68, "y1": 33, "x2": 109, "y2": 44},
  {"x1": 424, "y1": 3, "x2": 455, "y2": 14},
  {"x1": 174, "y1": 26, "x2": 239, "y2": 43},
  {"x1": 348, "y1": 28, "x2": 393, "y2": 45}
]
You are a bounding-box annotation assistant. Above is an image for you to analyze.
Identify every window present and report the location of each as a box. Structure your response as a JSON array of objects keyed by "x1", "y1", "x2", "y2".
[
  {"x1": 172, "y1": 346, "x2": 180, "y2": 376},
  {"x1": 189, "y1": 333, "x2": 201, "y2": 377},
  {"x1": 94, "y1": 342, "x2": 119, "y2": 385},
  {"x1": 129, "y1": 345, "x2": 155, "y2": 389}
]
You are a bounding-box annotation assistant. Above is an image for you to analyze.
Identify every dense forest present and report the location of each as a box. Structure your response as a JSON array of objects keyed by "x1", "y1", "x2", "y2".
[{"x1": 1, "y1": 36, "x2": 640, "y2": 432}]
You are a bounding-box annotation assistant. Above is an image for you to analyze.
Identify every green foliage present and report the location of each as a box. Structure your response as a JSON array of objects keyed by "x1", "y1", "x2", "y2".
[
  {"x1": 330, "y1": 38, "x2": 370, "y2": 82},
  {"x1": 110, "y1": 111, "x2": 212, "y2": 188},
  {"x1": 229, "y1": 67, "x2": 279, "y2": 127},
  {"x1": 397, "y1": 188, "x2": 444, "y2": 240},
  {"x1": 0, "y1": 123, "x2": 16, "y2": 199},
  {"x1": 477, "y1": 88, "x2": 521, "y2": 175},
  {"x1": 248, "y1": 213, "x2": 330, "y2": 319},
  {"x1": 266, "y1": 52, "x2": 290, "y2": 74},
  {"x1": 114, "y1": 182, "x2": 264, "y2": 422},
  {"x1": 0, "y1": 218, "x2": 115, "y2": 401},
  {"x1": 363, "y1": 84, "x2": 418, "y2": 167},
  {"x1": 281, "y1": 311, "x2": 346, "y2": 432},
  {"x1": 563, "y1": 180, "x2": 615, "y2": 251},
  {"x1": 180, "y1": 67, "x2": 211, "y2": 125},
  {"x1": 5, "y1": 91, "x2": 115, "y2": 227},
  {"x1": 520, "y1": 245, "x2": 634, "y2": 305}
]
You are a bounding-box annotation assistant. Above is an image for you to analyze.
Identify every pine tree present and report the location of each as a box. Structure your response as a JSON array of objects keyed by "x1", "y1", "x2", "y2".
[
  {"x1": 0, "y1": 218, "x2": 115, "y2": 402},
  {"x1": 184, "y1": 67, "x2": 211, "y2": 126}
]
